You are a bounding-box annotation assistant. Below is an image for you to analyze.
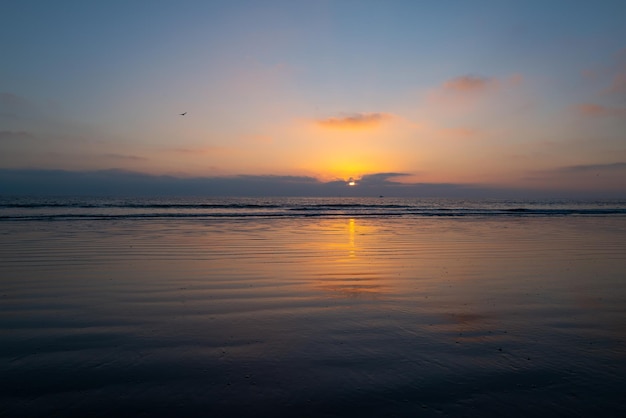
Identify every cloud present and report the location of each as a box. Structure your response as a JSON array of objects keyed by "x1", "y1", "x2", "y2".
[
  {"x1": 0, "y1": 169, "x2": 526, "y2": 198},
  {"x1": 573, "y1": 50, "x2": 626, "y2": 115},
  {"x1": 607, "y1": 73, "x2": 626, "y2": 96},
  {"x1": 574, "y1": 103, "x2": 626, "y2": 117},
  {"x1": 315, "y1": 112, "x2": 392, "y2": 130},
  {"x1": 3, "y1": 168, "x2": 623, "y2": 198},
  {"x1": 425, "y1": 74, "x2": 524, "y2": 111},
  {"x1": 0, "y1": 92, "x2": 42, "y2": 122},
  {"x1": 440, "y1": 74, "x2": 522, "y2": 94},
  {"x1": 0, "y1": 130, "x2": 37, "y2": 141},
  {"x1": 101, "y1": 153, "x2": 148, "y2": 161},
  {"x1": 167, "y1": 147, "x2": 222, "y2": 155},
  {"x1": 0, "y1": 148, "x2": 150, "y2": 171},
  {"x1": 556, "y1": 162, "x2": 626, "y2": 173},
  {"x1": 442, "y1": 75, "x2": 498, "y2": 93},
  {"x1": 582, "y1": 49, "x2": 626, "y2": 101},
  {"x1": 0, "y1": 92, "x2": 31, "y2": 108},
  {"x1": 357, "y1": 172, "x2": 411, "y2": 185},
  {"x1": 521, "y1": 162, "x2": 626, "y2": 196}
]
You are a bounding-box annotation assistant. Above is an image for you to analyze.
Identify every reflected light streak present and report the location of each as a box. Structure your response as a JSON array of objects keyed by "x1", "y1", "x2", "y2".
[
  {"x1": 348, "y1": 218, "x2": 356, "y2": 258},
  {"x1": 307, "y1": 218, "x2": 387, "y2": 298}
]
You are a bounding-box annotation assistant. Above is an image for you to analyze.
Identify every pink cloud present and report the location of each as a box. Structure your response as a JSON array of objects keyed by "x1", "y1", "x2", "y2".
[
  {"x1": 608, "y1": 73, "x2": 626, "y2": 95},
  {"x1": 442, "y1": 75, "x2": 497, "y2": 93},
  {"x1": 575, "y1": 103, "x2": 626, "y2": 117},
  {"x1": 583, "y1": 49, "x2": 626, "y2": 97},
  {"x1": 442, "y1": 74, "x2": 524, "y2": 93},
  {"x1": 426, "y1": 74, "x2": 524, "y2": 109}
]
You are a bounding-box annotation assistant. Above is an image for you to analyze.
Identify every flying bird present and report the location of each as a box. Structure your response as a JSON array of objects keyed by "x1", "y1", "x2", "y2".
[{"x1": 179, "y1": 112, "x2": 187, "y2": 116}]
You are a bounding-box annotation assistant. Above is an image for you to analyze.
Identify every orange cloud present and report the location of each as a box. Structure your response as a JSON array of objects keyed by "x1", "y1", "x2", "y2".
[
  {"x1": 575, "y1": 103, "x2": 626, "y2": 117},
  {"x1": 315, "y1": 112, "x2": 392, "y2": 130}
]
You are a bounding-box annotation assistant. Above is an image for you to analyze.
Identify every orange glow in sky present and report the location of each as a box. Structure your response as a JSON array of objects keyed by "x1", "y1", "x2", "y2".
[{"x1": 2, "y1": 2, "x2": 626, "y2": 196}]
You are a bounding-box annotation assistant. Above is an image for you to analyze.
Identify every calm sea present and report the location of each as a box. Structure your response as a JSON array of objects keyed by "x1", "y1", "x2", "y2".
[{"x1": 1, "y1": 196, "x2": 625, "y2": 417}]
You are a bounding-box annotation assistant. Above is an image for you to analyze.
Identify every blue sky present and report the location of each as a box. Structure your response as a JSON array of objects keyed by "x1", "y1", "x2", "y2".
[{"x1": 1, "y1": 1, "x2": 625, "y2": 196}]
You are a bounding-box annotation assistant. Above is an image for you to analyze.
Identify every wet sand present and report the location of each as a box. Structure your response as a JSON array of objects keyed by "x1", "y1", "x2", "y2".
[{"x1": 1, "y1": 216, "x2": 626, "y2": 417}]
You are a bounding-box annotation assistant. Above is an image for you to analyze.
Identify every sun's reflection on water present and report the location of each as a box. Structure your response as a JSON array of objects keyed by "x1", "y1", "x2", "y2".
[
  {"x1": 348, "y1": 218, "x2": 356, "y2": 258},
  {"x1": 309, "y1": 218, "x2": 389, "y2": 298}
]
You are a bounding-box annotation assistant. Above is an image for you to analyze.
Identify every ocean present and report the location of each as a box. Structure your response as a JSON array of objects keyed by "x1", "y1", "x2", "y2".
[
  {"x1": 1, "y1": 196, "x2": 625, "y2": 417},
  {"x1": 3, "y1": 196, "x2": 626, "y2": 219}
]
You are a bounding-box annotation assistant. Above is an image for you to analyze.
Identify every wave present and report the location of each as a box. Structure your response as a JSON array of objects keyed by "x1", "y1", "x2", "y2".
[
  {"x1": 2, "y1": 209, "x2": 626, "y2": 221},
  {"x1": 1, "y1": 202, "x2": 283, "y2": 209},
  {"x1": 2, "y1": 197, "x2": 626, "y2": 221}
]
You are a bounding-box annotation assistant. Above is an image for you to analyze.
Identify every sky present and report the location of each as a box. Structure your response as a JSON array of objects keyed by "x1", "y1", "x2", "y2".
[{"x1": 1, "y1": 0, "x2": 625, "y2": 197}]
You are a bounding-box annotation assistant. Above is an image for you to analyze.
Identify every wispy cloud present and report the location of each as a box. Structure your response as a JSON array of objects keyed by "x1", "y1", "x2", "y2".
[
  {"x1": 101, "y1": 153, "x2": 148, "y2": 161},
  {"x1": 0, "y1": 92, "x2": 48, "y2": 123},
  {"x1": 607, "y1": 73, "x2": 626, "y2": 96},
  {"x1": 442, "y1": 75, "x2": 497, "y2": 93},
  {"x1": 315, "y1": 112, "x2": 392, "y2": 130},
  {"x1": 166, "y1": 146, "x2": 224, "y2": 155},
  {"x1": 524, "y1": 162, "x2": 626, "y2": 181},
  {"x1": 425, "y1": 74, "x2": 524, "y2": 112},
  {"x1": 0, "y1": 92, "x2": 39, "y2": 123},
  {"x1": 581, "y1": 49, "x2": 626, "y2": 100},
  {"x1": 38, "y1": 151, "x2": 150, "y2": 164},
  {"x1": 0, "y1": 92, "x2": 31, "y2": 108},
  {"x1": 574, "y1": 103, "x2": 626, "y2": 117},
  {"x1": 0, "y1": 130, "x2": 37, "y2": 141},
  {"x1": 602, "y1": 48, "x2": 626, "y2": 98},
  {"x1": 440, "y1": 74, "x2": 522, "y2": 95},
  {"x1": 556, "y1": 162, "x2": 626, "y2": 172},
  {"x1": 521, "y1": 161, "x2": 626, "y2": 195}
]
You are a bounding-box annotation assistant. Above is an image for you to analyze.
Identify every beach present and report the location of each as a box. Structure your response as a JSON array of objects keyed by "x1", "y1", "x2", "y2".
[
  {"x1": 5, "y1": 1, "x2": 626, "y2": 415},
  {"x1": 1, "y1": 208, "x2": 626, "y2": 417}
]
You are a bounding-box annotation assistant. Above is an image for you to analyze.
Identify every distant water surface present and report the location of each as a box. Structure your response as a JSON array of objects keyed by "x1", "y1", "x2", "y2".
[
  {"x1": 2, "y1": 196, "x2": 626, "y2": 219},
  {"x1": 1, "y1": 197, "x2": 625, "y2": 417}
]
